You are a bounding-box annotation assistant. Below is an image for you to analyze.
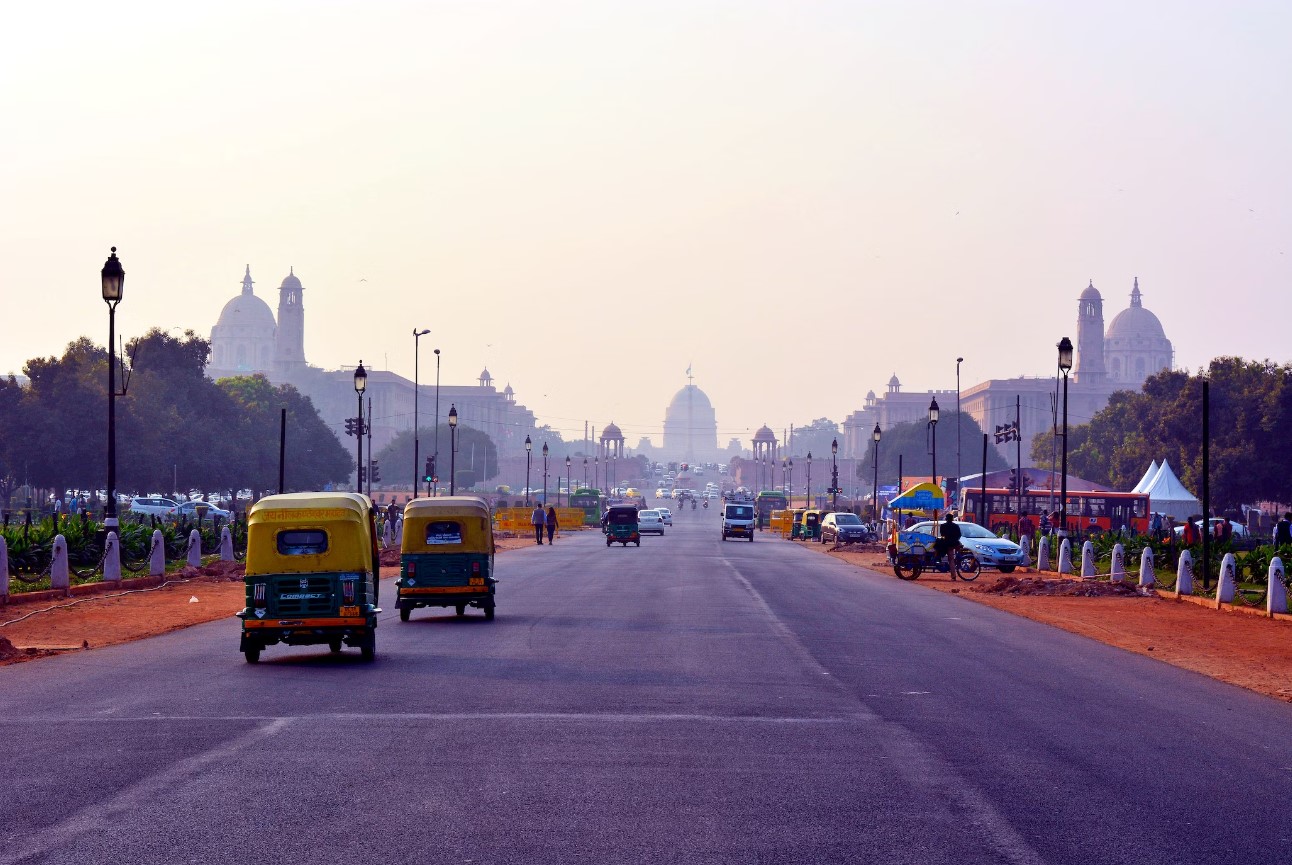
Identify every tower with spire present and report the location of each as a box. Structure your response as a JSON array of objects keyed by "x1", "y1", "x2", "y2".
[
  {"x1": 1074, "y1": 280, "x2": 1107, "y2": 385},
  {"x1": 274, "y1": 267, "x2": 306, "y2": 371}
]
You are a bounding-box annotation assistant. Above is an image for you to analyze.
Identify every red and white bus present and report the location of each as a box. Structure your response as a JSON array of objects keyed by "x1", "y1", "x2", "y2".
[{"x1": 960, "y1": 488, "x2": 1150, "y2": 536}]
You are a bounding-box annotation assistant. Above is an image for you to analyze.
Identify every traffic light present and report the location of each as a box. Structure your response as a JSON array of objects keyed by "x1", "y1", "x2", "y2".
[
  {"x1": 424, "y1": 456, "x2": 433, "y2": 483},
  {"x1": 370, "y1": 460, "x2": 380, "y2": 484},
  {"x1": 358, "y1": 466, "x2": 366, "y2": 485},
  {"x1": 344, "y1": 417, "x2": 355, "y2": 436}
]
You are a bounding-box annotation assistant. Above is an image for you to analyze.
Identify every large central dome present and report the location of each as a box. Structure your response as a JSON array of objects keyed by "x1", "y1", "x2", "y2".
[
  {"x1": 663, "y1": 384, "x2": 718, "y2": 462},
  {"x1": 667, "y1": 384, "x2": 714, "y2": 414}
]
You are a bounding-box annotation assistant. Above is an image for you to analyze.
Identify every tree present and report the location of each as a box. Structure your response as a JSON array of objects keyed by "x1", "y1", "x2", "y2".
[
  {"x1": 0, "y1": 375, "x2": 23, "y2": 509},
  {"x1": 218, "y1": 375, "x2": 353, "y2": 494},
  {"x1": 373, "y1": 425, "x2": 499, "y2": 484},
  {"x1": 860, "y1": 411, "x2": 1007, "y2": 488},
  {"x1": 1027, "y1": 359, "x2": 1292, "y2": 509}
]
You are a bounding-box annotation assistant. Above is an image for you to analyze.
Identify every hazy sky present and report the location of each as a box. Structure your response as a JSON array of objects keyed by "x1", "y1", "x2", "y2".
[{"x1": 3, "y1": 1, "x2": 1289, "y2": 448}]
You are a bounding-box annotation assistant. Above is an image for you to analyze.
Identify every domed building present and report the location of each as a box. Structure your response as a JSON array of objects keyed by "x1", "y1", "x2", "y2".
[
  {"x1": 207, "y1": 266, "x2": 306, "y2": 379},
  {"x1": 662, "y1": 382, "x2": 719, "y2": 463},
  {"x1": 1104, "y1": 278, "x2": 1173, "y2": 386},
  {"x1": 208, "y1": 266, "x2": 278, "y2": 375}
]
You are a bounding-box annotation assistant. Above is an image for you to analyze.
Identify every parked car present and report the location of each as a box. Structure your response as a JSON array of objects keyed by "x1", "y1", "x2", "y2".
[
  {"x1": 1173, "y1": 518, "x2": 1249, "y2": 539},
  {"x1": 820, "y1": 512, "x2": 871, "y2": 545},
  {"x1": 657, "y1": 507, "x2": 673, "y2": 526},
  {"x1": 638, "y1": 509, "x2": 665, "y2": 535},
  {"x1": 129, "y1": 496, "x2": 180, "y2": 519},
  {"x1": 176, "y1": 500, "x2": 232, "y2": 521},
  {"x1": 907, "y1": 521, "x2": 1023, "y2": 572}
]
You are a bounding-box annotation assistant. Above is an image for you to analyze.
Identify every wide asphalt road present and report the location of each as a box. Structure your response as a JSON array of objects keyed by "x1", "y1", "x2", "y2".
[{"x1": 3, "y1": 502, "x2": 1291, "y2": 864}]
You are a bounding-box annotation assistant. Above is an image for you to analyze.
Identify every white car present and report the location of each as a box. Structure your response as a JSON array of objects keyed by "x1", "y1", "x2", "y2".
[
  {"x1": 638, "y1": 509, "x2": 665, "y2": 535},
  {"x1": 657, "y1": 507, "x2": 673, "y2": 526},
  {"x1": 655, "y1": 488, "x2": 669, "y2": 498},
  {"x1": 176, "y1": 500, "x2": 232, "y2": 521},
  {"x1": 129, "y1": 496, "x2": 180, "y2": 519}
]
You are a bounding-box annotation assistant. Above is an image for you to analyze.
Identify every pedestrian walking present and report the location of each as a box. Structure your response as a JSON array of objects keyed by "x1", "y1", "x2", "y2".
[
  {"x1": 1038, "y1": 510, "x2": 1051, "y2": 537},
  {"x1": 546, "y1": 505, "x2": 558, "y2": 544},
  {"x1": 531, "y1": 503, "x2": 546, "y2": 545},
  {"x1": 1274, "y1": 512, "x2": 1292, "y2": 548}
]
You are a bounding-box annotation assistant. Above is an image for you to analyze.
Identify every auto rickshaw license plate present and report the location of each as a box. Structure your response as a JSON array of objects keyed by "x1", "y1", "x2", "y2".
[
  {"x1": 469, "y1": 577, "x2": 485, "y2": 586},
  {"x1": 339, "y1": 605, "x2": 360, "y2": 617}
]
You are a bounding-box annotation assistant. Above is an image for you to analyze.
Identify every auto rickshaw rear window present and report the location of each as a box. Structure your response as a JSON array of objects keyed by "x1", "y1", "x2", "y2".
[
  {"x1": 277, "y1": 529, "x2": 328, "y2": 555},
  {"x1": 425, "y1": 520, "x2": 464, "y2": 545}
]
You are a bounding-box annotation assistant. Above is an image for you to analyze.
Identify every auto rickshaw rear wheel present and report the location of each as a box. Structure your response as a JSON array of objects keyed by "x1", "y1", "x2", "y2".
[
  {"x1": 399, "y1": 605, "x2": 411, "y2": 622},
  {"x1": 243, "y1": 647, "x2": 261, "y2": 663},
  {"x1": 329, "y1": 638, "x2": 343, "y2": 652},
  {"x1": 361, "y1": 636, "x2": 376, "y2": 662},
  {"x1": 484, "y1": 605, "x2": 495, "y2": 621},
  {"x1": 455, "y1": 604, "x2": 466, "y2": 617}
]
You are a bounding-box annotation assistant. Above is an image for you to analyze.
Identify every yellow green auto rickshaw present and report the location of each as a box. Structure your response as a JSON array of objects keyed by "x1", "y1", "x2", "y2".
[
  {"x1": 397, "y1": 496, "x2": 496, "y2": 621},
  {"x1": 800, "y1": 509, "x2": 825, "y2": 541},
  {"x1": 237, "y1": 492, "x2": 381, "y2": 663}
]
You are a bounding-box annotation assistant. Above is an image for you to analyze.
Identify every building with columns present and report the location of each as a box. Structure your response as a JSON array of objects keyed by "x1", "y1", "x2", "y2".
[
  {"x1": 207, "y1": 268, "x2": 539, "y2": 461},
  {"x1": 843, "y1": 279, "x2": 1174, "y2": 468}
]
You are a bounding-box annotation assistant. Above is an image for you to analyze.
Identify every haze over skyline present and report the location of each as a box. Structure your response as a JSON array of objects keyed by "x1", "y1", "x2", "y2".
[{"x1": 3, "y1": 1, "x2": 1289, "y2": 446}]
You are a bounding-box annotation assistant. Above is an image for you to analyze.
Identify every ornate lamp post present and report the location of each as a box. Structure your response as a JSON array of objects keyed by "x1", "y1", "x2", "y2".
[
  {"x1": 830, "y1": 438, "x2": 839, "y2": 511},
  {"x1": 583, "y1": 457, "x2": 588, "y2": 489},
  {"x1": 787, "y1": 458, "x2": 794, "y2": 501},
  {"x1": 413, "y1": 329, "x2": 430, "y2": 495},
  {"x1": 448, "y1": 404, "x2": 458, "y2": 494},
  {"x1": 805, "y1": 452, "x2": 813, "y2": 509},
  {"x1": 872, "y1": 424, "x2": 882, "y2": 522},
  {"x1": 928, "y1": 397, "x2": 940, "y2": 490},
  {"x1": 542, "y1": 442, "x2": 550, "y2": 505},
  {"x1": 1057, "y1": 337, "x2": 1074, "y2": 538},
  {"x1": 565, "y1": 456, "x2": 572, "y2": 506},
  {"x1": 101, "y1": 248, "x2": 125, "y2": 529},
  {"x1": 524, "y1": 436, "x2": 533, "y2": 505},
  {"x1": 354, "y1": 361, "x2": 368, "y2": 494},
  {"x1": 99, "y1": 249, "x2": 125, "y2": 529}
]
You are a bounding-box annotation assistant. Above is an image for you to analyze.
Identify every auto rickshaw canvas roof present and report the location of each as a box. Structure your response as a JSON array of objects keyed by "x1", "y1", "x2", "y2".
[
  {"x1": 403, "y1": 495, "x2": 492, "y2": 522},
  {"x1": 244, "y1": 492, "x2": 375, "y2": 576},
  {"x1": 247, "y1": 492, "x2": 372, "y2": 521}
]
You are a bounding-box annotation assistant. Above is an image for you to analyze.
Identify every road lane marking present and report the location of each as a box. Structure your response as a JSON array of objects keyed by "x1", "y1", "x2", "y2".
[{"x1": 0, "y1": 717, "x2": 292, "y2": 865}]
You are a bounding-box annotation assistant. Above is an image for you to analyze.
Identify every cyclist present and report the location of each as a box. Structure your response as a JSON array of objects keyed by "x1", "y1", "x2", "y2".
[{"x1": 934, "y1": 512, "x2": 964, "y2": 580}]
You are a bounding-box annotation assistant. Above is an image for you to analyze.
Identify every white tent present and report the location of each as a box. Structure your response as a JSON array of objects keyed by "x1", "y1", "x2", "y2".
[
  {"x1": 1131, "y1": 460, "x2": 1160, "y2": 494},
  {"x1": 1142, "y1": 460, "x2": 1200, "y2": 520}
]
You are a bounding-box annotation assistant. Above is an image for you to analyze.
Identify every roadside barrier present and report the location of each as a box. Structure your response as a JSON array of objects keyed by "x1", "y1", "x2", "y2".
[
  {"x1": 769, "y1": 510, "x2": 792, "y2": 538},
  {"x1": 493, "y1": 507, "x2": 588, "y2": 537}
]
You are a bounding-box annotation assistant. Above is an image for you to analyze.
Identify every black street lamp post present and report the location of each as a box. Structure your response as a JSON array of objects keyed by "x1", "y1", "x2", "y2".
[
  {"x1": 872, "y1": 424, "x2": 882, "y2": 523},
  {"x1": 542, "y1": 442, "x2": 550, "y2": 505},
  {"x1": 1057, "y1": 337, "x2": 1074, "y2": 539},
  {"x1": 928, "y1": 397, "x2": 940, "y2": 491},
  {"x1": 101, "y1": 248, "x2": 125, "y2": 530},
  {"x1": 565, "y1": 456, "x2": 571, "y2": 506},
  {"x1": 413, "y1": 329, "x2": 429, "y2": 495},
  {"x1": 956, "y1": 357, "x2": 963, "y2": 490},
  {"x1": 806, "y1": 452, "x2": 813, "y2": 509},
  {"x1": 354, "y1": 361, "x2": 367, "y2": 494},
  {"x1": 830, "y1": 438, "x2": 839, "y2": 511},
  {"x1": 524, "y1": 436, "x2": 533, "y2": 505},
  {"x1": 583, "y1": 457, "x2": 588, "y2": 490},
  {"x1": 787, "y1": 458, "x2": 793, "y2": 501},
  {"x1": 448, "y1": 404, "x2": 458, "y2": 495}
]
